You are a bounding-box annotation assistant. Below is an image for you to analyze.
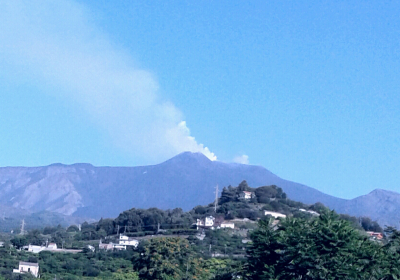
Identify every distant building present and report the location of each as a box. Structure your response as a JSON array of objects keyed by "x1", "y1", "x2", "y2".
[
  {"x1": 239, "y1": 191, "x2": 254, "y2": 200},
  {"x1": 118, "y1": 234, "x2": 139, "y2": 248},
  {"x1": 47, "y1": 243, "x2": 57, "y2": 250},
  {"x1": 113, "y1": 244, "x2": 127, "y2": 250},
  {"x1": 99, "y1": 241, "x2": 114, "y2": 251},
  {"x1": 264, "y1": 211, "x2": 286, "y2": 219},
  {"x1": 299, "y1": 209, "x2": 320, "y2": 216},
  {"x1": 196, "y1": 216, "x2": 215, "y2": 229},
  {"x1": 87, "y1": 245, "x2": 95, "y2": 252},
  {"x1": 13, "y1": 261, "x2": 39, "y2": 278},
  {"x1": 99, "y1": 235, "x2": 139, "y2": 251},
  {"x1": 27, "y1": 245, "x2": 44, "y2": 253},
  {"x1": 25, "y1": 244, "x2": 81, "y2": 254},
  {"x1": 367, "y1": 231, "x2": 383, "y2": 240},
  {"x1": 220, "y1": 221, "x2": 235, "y2": 229}
]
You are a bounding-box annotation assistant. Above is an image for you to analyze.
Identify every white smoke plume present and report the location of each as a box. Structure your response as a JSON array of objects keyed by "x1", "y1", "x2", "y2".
[
  {"x1": 233, "y1": 154, "x2": 249, "y2": 164},
  {"x1": 0, "y1": 0, "x2": 217, "y2": 162}
]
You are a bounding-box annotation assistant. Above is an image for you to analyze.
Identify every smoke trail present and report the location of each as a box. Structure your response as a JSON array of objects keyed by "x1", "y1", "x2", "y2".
[{"x1": 0, "y1": 0, "x2": 217, "y2": 161}]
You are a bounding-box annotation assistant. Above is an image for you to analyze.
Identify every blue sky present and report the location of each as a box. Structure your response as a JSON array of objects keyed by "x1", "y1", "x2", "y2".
[{"x1": 0, "y1": 1, "x2": 399, "y2": 200}]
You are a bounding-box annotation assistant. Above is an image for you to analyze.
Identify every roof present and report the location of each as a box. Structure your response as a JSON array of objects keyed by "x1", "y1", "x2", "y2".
[{"x1": 19, "y1": 262, "x2": 39, "y2": 267}]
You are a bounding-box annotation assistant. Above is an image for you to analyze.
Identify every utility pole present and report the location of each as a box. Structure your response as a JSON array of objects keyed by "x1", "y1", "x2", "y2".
[{"x1": 214, "y1": 185, "x2": 219, "y2": 213}]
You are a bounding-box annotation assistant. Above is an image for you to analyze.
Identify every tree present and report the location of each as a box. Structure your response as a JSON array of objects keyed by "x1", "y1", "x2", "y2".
[
  {"x1": 194, "y1": 205, "x2": 206, "y2": 215},
  {"x1": 26, "y1": 229, "x2": 44, "y2": 246},
  {"x1": 246, "y1": 211, "x2": 384, "y2": 280},
  {"x1": 220, "y1": 187, "x2": 237, "y2": 204},
  {"x1": 66, "y1": 225, "x2": 79, "y2": 232},
  {"x1": 10, "y1": 236, "x2": 27, "y2": 249},
  {"x1": 133, "y1": 237, "x2": 209, "y2": 280},
  {"x1": 360, "y1": 217, "x2": 382, "y2": 232},
  {"x1": 237, "y1": 180, "x2": 250, "y2": 191}
]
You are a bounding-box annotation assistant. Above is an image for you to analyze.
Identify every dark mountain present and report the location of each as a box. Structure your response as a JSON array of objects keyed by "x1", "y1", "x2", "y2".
[
  {"x1": 0, "y1": 152, "x2": 399, "y2": 226},
  {"x1": 338, "y1": 189, "x2": 400, "y2": 227},
  {"x1": 0, "y1": 203, "x2": 89, "y2": 232}
]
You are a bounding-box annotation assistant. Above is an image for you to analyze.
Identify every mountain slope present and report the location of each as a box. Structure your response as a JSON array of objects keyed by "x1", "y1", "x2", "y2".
[
  {"x1": 0, "y1": 152, "x2": 342, "y2": 219},
  {"x1": 339, "y1": 189, "x2": 400, "y2": 227},
  {"x1": 0, "y1": 152, "x2": 399, "y2": 227}
]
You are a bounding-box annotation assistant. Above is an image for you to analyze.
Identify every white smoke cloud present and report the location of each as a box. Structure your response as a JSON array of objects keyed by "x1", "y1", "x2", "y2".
[
  {"x1": 0, "y1": 0, "x2": 217, "y2": 162},
  {"x1": 233, "y1": 154, "x2": 249, "y2": 164}
]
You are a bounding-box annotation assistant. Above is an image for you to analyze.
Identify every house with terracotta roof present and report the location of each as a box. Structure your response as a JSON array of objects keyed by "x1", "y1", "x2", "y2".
[
  {"x1": 367, "y1": 231, "x2": 383, "y2": 240},
  {"x1": 239, "y1": 191, "x2": 254, "y2": 200}
]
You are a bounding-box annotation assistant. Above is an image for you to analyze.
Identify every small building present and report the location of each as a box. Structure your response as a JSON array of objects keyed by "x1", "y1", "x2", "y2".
[
  {"x1": 27, "y1": 245, "x2": 45, "y2": 253},
  {"x1": 119, "y1": 234, "x2": 139, "y2": 248},
  {"x1": 196, "y1": 216, "x2": 215, "y2": 229},
  {"x1": 99, "y1": 241, "x2": 114, "y2": 251},
  {"x1": 264, "y1": 211, "x2": 286, "y2": 219},
  {"x1": 87, "y1": 245, "x2": 95, "y2": 252},
  {"x1": 239, "y1": 191, "x2": 254, "y2": 200},
  {"x1": 367, "y1": 231, "x2": 383, "y2": 240},
  {"x1": 47, "y1": 243, "x2": 57, "y2": 250},
  {"x1": 113, "y1": 244, "x2": 127, "y2": 250},
  {"x1": 13, "y1": 261, "x2": 39, "y2": 278},
  {"x1": 220, "y1": 221, "x2": 235, "y2": 229},
  {"x1": 299, "y1": 209, "x2": 320, "y2": 216}
]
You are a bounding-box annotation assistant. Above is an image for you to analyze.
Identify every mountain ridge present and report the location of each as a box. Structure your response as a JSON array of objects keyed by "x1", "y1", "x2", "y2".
[{"x1": 0, "y1": 152, "x2": 399, "y2": 226}]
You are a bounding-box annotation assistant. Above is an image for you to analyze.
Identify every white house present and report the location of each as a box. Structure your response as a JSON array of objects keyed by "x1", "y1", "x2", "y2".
[
  {"x1": 119, "y1": 234, "x2": 139, "y2": 248},
  {"x1": 47, "y1": 243, "x2": 57, "y2": 250},
  {"x1": 205, "y1": 216, "x2": 215, "y2": 227},
  {"x1": 196, "y1": 216, "x2": 215, "y2": 229},
  {"x1": 108, "y1": 234, "x2": 139, "y2": 250},
  {"x1": 13, "y1": 261, "x2": 39, "y2": 278},
  {"x1": 264, "y1": 211, "x2": 286, "y2": 219},
  {"x1": 220, "y1": 221, "x2": 235, "y2": 229},
  {"x1": 239, "y1": 191, "x2": 254, "y2": 199},
  {"x1": 299, "y1": 209, "x2": 320, "y2": 216},
  {"x1": 27, "y1": 245, "x2": 45, "y2": 253}
]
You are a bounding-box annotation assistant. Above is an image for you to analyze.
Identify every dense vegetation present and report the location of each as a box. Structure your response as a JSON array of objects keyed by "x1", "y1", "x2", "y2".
[
  {"x1": 0, "y1": 181, "x2": 391, "y2": 279},
  {"x1": 246, "y1": 211, "x2": 400, "y2": 280}
]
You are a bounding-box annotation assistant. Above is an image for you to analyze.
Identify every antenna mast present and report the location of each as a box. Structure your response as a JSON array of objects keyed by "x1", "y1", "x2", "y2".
[
  {"x1": 214, "y1": 185, "x2": 219, "y2": 213},
  {"x1": 20, "y1": 219, "x2": 25, "y2": 235}
]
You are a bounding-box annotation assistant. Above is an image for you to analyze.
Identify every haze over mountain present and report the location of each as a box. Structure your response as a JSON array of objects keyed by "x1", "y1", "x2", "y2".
[{"x1": 0, "y1": 152, "x2": 399, "y2": 227}]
